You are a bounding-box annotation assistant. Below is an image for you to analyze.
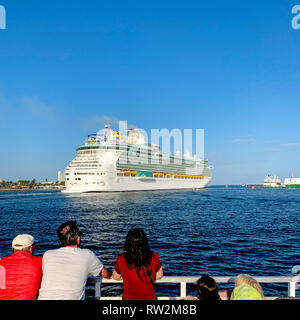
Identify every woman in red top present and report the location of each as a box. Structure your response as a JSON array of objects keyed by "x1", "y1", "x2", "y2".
[{"x1": 112, "y1": 228, "x2": 163, "y2": 300}]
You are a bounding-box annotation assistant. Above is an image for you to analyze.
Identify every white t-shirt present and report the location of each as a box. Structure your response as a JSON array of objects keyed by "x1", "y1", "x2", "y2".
[{"x1": 38, "y1": 247, "x2": 103, "y2": 300}]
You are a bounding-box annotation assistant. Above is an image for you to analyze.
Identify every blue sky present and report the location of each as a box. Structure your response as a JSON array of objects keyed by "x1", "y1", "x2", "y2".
[{"x1": 0, "y1": 0, "x2": 299, "y2": 184}]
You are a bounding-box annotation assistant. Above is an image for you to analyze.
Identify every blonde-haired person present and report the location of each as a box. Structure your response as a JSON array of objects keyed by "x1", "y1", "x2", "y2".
[{"x1": 230, "y1": 274, "x2": 265, "y2": 300}]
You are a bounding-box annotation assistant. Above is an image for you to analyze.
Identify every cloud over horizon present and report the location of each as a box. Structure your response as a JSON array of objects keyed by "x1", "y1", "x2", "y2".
[{"x1": 233, "y1": 138, "x2": 256, "y2": 143}]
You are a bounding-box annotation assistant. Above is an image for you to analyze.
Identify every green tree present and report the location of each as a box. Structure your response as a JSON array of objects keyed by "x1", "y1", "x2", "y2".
[{"x1": 29, "y1": 179, "x2": 36, "y2": 188}]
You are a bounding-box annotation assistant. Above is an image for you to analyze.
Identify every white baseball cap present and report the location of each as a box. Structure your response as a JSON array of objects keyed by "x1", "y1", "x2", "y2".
[{"x1": 12, "y1": 234, "x2": 35, "y2": 250}]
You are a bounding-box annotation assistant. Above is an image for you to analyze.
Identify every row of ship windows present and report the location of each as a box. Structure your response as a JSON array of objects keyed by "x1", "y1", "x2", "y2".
[
  {"x1": 70, "y1": 165, "x2": 99, "y2": 168},
  {"x1": 118, "y1": 155, "x2": 192, "y2": 164},
  {"x1": 66, "y1": 178, "x2": 104, "y2": 181},
  {"x1": 70, "y1": 182, "x2": 103, "y2": 185},
  {"x1": 117, "y1": 166, "x2": 198, "y2": 174},
  {"x1": 66, "y1": 173, "x2": 106, "y2": 180},
  {"x1": 116, "y1": 173, "x2": 204, "y2": 179},
  {"x1": 73, "y1": 157, "x2": 98, "y2": 161},
  {"x1": 76, "y1": 155, "x2": 98, "y2": 158},
  {"x1": 74, "y1": 172, "x2": 106, "y2": 175},
  {"x1": 117, "y1": 157, "x2": 196, "y2": 167},
  {"x1": 77, "y1": 147, "x2": 205, "y2": 165},
  {"x1": 74, "y1": 163, "x2": 100, "y2": 166},
  {"x1": 117, "y1": 173, "x2": 207, "y2": 179},
  {"x1": 74, "y1": 154, "x2": 206, "y2": 167}
]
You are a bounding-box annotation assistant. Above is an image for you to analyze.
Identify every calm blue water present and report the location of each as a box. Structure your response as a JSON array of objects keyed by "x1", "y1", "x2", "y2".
[{"x1": 0, "y1": 186, "x2": 299, "y2": 297}]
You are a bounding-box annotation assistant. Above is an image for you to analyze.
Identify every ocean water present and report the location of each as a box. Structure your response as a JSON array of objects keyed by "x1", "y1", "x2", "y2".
[{"x1": 0, "y1": 186, "x2": 299, "y2": 298}]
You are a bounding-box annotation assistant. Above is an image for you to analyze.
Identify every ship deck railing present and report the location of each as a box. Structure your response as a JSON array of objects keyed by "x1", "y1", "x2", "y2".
[{"x1": 85, "y1": 276, "x2": 299, "y2": 300}]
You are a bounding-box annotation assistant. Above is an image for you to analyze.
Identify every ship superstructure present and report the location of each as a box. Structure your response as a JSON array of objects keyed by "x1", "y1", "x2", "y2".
[
  {"x1": 63, "y1": 125, "x2": 212, "y2": 193},
  {"x1": 263, "y1": 175, "x2": 282, "y2": 187}
]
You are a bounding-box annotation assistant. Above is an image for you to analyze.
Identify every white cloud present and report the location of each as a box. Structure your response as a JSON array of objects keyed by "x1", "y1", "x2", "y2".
[
  {"x1": 20, "y1": 96, "x2": 55, "y2": 120},
  {"x1": 278, "y1": 142, "x2": 300, "y2": 148},
  {"x1": 233, "y1": 138, "x2": 256, "y2": 143},
  {"x1": 82, "y1": 115, "x2": 119, "y2": 129},
  {"x1": 264, "y1": 142, "x2": 300, "y2": 153}
]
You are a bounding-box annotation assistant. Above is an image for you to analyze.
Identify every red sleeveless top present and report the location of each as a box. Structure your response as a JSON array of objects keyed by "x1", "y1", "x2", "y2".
[{"x1": 114, "y1": 251, "x2": 162, "y2": 300}]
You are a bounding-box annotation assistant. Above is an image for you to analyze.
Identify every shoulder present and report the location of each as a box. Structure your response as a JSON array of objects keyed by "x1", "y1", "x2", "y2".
[
  {"x1": 43, "y1": 248, "x2": 60, "y2": 258},
  {"x1": 30, "y1": 255, "x2": 43, "y2": 271},
  {"x1": 114, "y1": 254, "x2": 126, "y2": 273},
  {"x1": 151, "y1": 251, "x2": 162, "y2": 269},
  {"x1": 32, "y1": 255, "x2": 43, "y2": 262},
  {"x1": 115, "y1": 254, "x2": 126, "y2": 265},
  {"x1": 77, "y1": 248, "x2": 97, "y2": 258},
  {"x1": 0, "y1": 255, "x2": 10, "y2": 264},
  {"x1": 42, "y1": 248, "x2": 66, "y2": 262},
  {"x1": 116, "y1": 254, "x2": 125, "y2": 262},
  {"x1": 151, "y1": 251, "x2": 160, "y2": 260},
  {"x1": 77, "y1": 248, "x2": 102, "y2": 265}
]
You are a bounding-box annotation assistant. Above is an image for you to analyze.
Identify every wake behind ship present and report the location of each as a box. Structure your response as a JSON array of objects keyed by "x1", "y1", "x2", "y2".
[{"x1": 63, "y1": 125, "x2": 212, "y2": 193}]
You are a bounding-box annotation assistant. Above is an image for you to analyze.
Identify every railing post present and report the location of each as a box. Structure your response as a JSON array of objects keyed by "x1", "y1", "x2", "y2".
[
  {"x1": 95, "y1": 277, "x2": 102, "y2": 300},
  {"x1": 180, "y1": 281, "x2": 186, "y2": 298},
  {"x1": 288, "y1": 281, "x2": 296, "y2": 298}
]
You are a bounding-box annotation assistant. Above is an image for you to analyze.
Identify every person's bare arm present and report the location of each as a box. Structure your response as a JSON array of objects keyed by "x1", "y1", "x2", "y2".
[
  {"x1": 219, "y1": 290, "x2": 232, "y2": 300},
  {"x1": 100, "y1": 267, "x2": 110, "y2": 279},
  {"x1": 156, "y1": 266, "x2": 163, "y2": 280},
  {"x1": 112, "y1": 269, "x2": 122, "y2": 281},
  {"x1": 183, "y1": 296, "x2": 197, "y2": 300}
]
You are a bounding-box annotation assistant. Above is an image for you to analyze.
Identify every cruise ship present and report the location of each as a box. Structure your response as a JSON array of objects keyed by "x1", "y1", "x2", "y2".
[{"x1": 63, "y1": 125, "x2": 212, "y2": 193}]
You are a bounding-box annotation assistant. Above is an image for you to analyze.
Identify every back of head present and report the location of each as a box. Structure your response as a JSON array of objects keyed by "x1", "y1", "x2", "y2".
[
  {"x1": 57, "y1": 221, "x2": 82, "y2": 247},
  {"x1": 196, "y1": 276, "x2": 221, "y2": 301},
  {"x1": 234, "y1": 274, "x2": 264, "y2": 299},
  {"x1": 123, "y1": 228, "x2": 152, "y2": 268},
  {"x1": 12, "y1": 234, "x2": 35, "y2": 253}
]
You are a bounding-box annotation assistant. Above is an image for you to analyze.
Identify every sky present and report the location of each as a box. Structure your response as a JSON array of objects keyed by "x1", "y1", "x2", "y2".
[{"x1": 0, "y1": 0, "x2": 300, "y2": 185}]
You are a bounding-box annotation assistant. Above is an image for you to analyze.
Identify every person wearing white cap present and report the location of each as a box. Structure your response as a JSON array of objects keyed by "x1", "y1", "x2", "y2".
[
  {"x1": 0, "y1": 234, "x2": 42, "y2": 300},
  {"x1": 12, "y1": 234, "x2": 36, "y2": 251},
  {"x1": 38, "y1": 220, "x2": 110, "y2": 300}
]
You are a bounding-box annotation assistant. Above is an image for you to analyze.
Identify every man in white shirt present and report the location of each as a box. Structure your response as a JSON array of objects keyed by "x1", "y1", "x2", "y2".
[{"x1": 38, "y1": 221, "x2": 110, "y2": 300}]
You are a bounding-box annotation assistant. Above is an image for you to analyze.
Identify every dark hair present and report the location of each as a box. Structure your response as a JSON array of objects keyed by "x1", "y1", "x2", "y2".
[
  {"x1": 57, "y1": 221, "x2": 82, "y2": 247},
  {"x1": 196, "y1": 276, "x2": 221, "y2": 301},
  {"x1": 123, "y1": 228, "x2": 153, "y2": 276}
]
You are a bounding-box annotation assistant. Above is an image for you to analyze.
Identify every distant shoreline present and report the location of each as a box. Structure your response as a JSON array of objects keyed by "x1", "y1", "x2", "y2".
[
  {"x1": 0, "y1": 188, "x2": 34, "y2": 191},
  {"x1": 0, "y1": 187, "x2": 64, "y2": 192}
]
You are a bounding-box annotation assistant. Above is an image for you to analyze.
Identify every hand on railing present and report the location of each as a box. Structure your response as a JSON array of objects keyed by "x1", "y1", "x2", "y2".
[
  {"x1": 100, "y1": 267, "x2": 111, "y2": 279},
  {"x1": 219, "y1": 290, "x2": 232, "y2": 299},
  {"x1": 183, "y1": 295, "x2": 197, "y2": 300}
]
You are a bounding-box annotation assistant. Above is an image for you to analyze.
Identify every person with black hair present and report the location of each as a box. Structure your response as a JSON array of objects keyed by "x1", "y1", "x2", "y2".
[
  {"x1": 196, "y1": 276, "x2": 221, "y2": 301},
  {"x1": 38, "y1": 221, "x2": 110, "y2": 300},
  {"x1": 112, "y1": 228, "x2": 163, "y2": 300},
  {"x1": 184, "y1": 275, "x2": 221, "y2": 301}
]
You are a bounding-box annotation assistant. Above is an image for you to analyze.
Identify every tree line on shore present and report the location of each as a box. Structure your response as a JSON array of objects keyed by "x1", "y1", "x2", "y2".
[{"x1": 0, "y1": 179, "x2": 65, "y2": 189}]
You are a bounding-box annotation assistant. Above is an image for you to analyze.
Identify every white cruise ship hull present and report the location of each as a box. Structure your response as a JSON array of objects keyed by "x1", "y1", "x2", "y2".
[{"x1": 62, "y1": 175, "x2": 212, "y2": 193}]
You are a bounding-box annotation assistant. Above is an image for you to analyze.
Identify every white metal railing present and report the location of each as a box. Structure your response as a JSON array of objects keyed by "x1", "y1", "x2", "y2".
[{"x1": 90, "y1": 276, "x2": 299, "y2": 300}]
